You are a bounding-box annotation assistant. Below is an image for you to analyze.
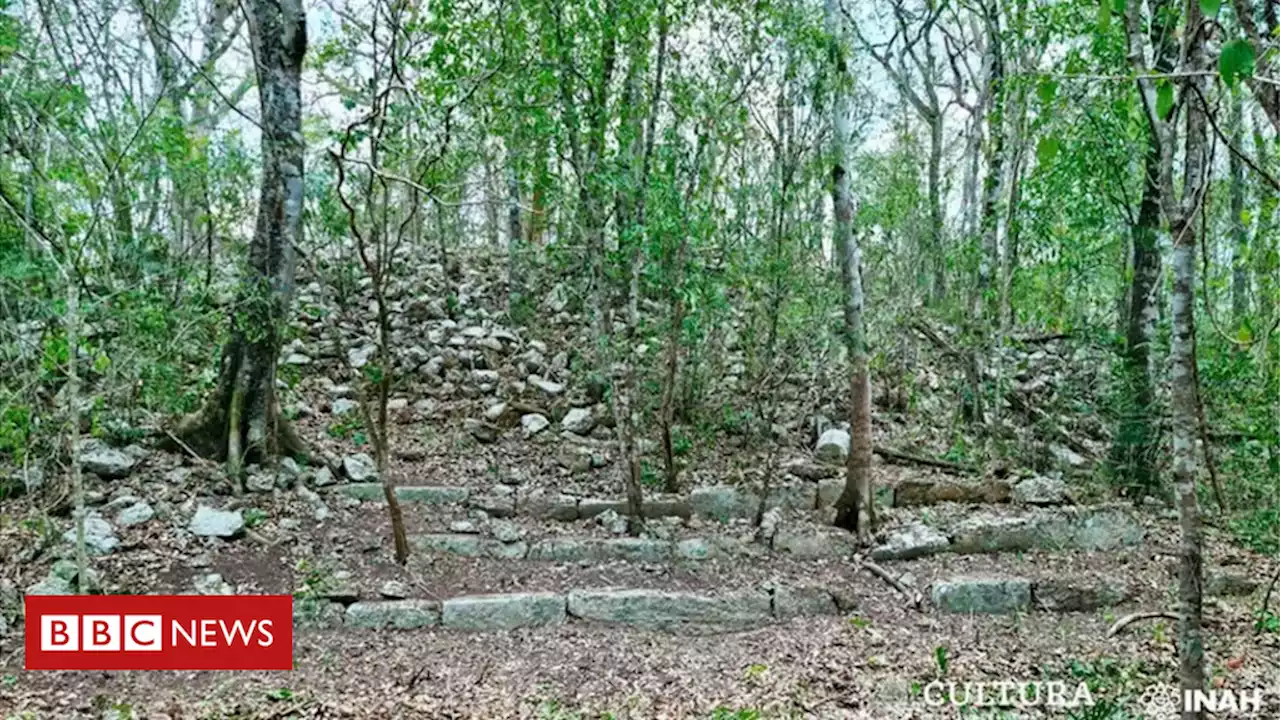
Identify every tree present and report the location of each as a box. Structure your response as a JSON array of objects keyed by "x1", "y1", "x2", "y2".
[
  {"x1": 827, "y1": 0, "x2": 873, "y2": 542},
  {"x1": 174, "y1": 0, "x2": 307, "y2": 477},
  {"x1": 1169, "y1": 0, "x2": 1208, "y2": 709}
]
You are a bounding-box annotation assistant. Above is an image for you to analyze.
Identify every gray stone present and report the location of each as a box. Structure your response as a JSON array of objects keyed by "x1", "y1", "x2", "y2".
[
  {"x1": 689, "y1": 485, "x2": 759, "y2": 521},
  {"x1": 948, "y1": 512, "x2": 1042, "y2": 553},
  {"x1": 412, "y1": 534, "x2": 487, "y2": 557},
  {"x1": 773, "y1": 528, "x2": 857, "y2": 559},
  {"x1": 675, "y1": 537, "x2": 716, "y2": 560},
  {"x1": 338, "y1": 483, "x2": 470, "y2": 504},
  {"x1": 294, "y1": 599, "x2": 345, "y2": 629},
  {"x1": 815, "y1": 428, "x2": 851, "y2": 465},
  {"x1": 297, "y1": 485, "x2": 330, "y2": 521},
  {"x1": 49, "y1": 559, "x2": 100, "y2": 593},
  {"x1": 465, "y1": 418, "x2": 500, "y2": 443},
  {"x1": 1033, "y1": 579, "x2": 1129, "y2": 612},
  {"x1": 449, "y1": 520, "x2": 479, "y2": 534},
  {"x1": 483, "y1": 402, "x2": 520, "y2": 427},
  {"x1": 379, "y1": 580, "x2": 411, "y2": 599},
  {"x1": 1012, "y1": 476, "x2": 1069, "y2": 506},
  {"x1": 115, "y1": 501, "x2": 155, "y2": 527},
  {"x1": 469, "y1": 493, "x2": 515, "y2": 517},
  {"x1": 567, "y1": 589, "x2": 772, "y2": 629},
  {"x1": 63, "y1": 514, "x2": 119, "y2": 555},
  {"x1": 1064, "y1": 508, "x2": 1145, "y2": 551},
  {"x1": 442, "y1": 593, "x2": 567, "y2": 630},
  {"x1": 245, "y1": 471, "x2": 275, "y2": 493},
  {"x1": 344, "y1": 599, "x2": 440, "y2": 629},
  {"x1": 347, "y1": 344, "x2": 377, "y2": 369},
  {"x1": 331, "y1": 398, "x2": 358, "y2": 416},
  {"x1": 561, "y1": 408, "x2": 596, "y2": 435},
  {"x1": 490, "y1": 519, "x2": 525, "y2": 543},
  {"x1": 189, "y1": 506, "x2": 245, "y2": 538},
  {"x1": 521, "y1": 413, "x2": 550, "y2": 438},
  {"x1": 342, "y1": 453, "x2": 378, "y2": 482},
  {"x1": 783, "y1": 459, "x2": 838, "y2": 481},
  {"x1": 194, "y1": 573, "x2": 233, "y2": 595},
  {"x1": 578, "y1": 497, "x2": 629, "y2": 518},
  {"x1": 26, "y1": 575, "x2": 74, "y2": 596},
  {"x1": 596, "y1": 509, "x2": 629, "y2": 535},
  {"x1": 530, "y1": 376, "x2": 565, "y2": 396},
  {"x1": 527, "y1": 537, "x2": 672, "y2": 563},
  {"x1": 871, "y1": 523, "x2": 950, "y2": 561},
  {"x1": 894, "y1": 479, "x2": 1013, "y2": 506},
  {"x1": 772, "y1": 585, "x2": 839, "y2": 619},
  {"x1": 932, "y1": 577, "x2": 1032, "y2": 614},
  {"x1": 312, "y1": 467, "x2": 337, "y2": 487},
  {"x1": 520, "y1": 490, "x2": 579, "y2": 521},
  {"x1": 79, "y1": 440, "x2": 139, "y2": 479}
]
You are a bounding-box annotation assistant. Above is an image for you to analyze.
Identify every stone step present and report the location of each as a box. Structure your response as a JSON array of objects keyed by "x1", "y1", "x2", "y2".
[
  {"x1": 411, "y1": 528, "x2": 861, "y2": 564},
  {"x1": 931, "y1": 575, "x2": 1133, "y2": 614},
  {"x1": 407, "y1": 506, "x2": 1144, "y2": 565},
  {"x1": 302, "y1": 584, "x2": 854, "y2": 633},
  {"x1": 871, "y1": 505, "x2": 1144, "y2": 561},
  {"x1": 334, "y1": 482, "x2": 840, "y2": 520}
]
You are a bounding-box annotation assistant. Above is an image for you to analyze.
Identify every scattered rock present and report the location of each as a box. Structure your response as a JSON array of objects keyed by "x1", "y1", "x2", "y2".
[
  {"x1": 689, "y1": 485, "x2": 759, "y2": 521},
  {"x1": 489, "y1": 519, "x2": 525, "y2": 543},
  {"x1": 342, "y1": 453, "x2": 378, "y2": 482},
  {"x1": 331, "y1": 398, "x2": 358, "y2": 416},
  {"x1": 297, "y1": 485, "x2": 330, "y2": 521},
  {"x1": 379, "y1": 580, "x2": 411, "y2": 599},
  {"x1": 521, "y1": 413, "x2": 550, "y2": 438},
  {"x1": 772, "y1": 585, "x2": 838, "y2": 619},
  {"x1": 529, "y1": 376, "x2": 565, "y2": 396},
  {"x1": 1206, "y1": 569, "x2": 1261, "y2": 597},
  {"x1": 450, "y1": 520, "x2": 479, "y2": 533},
  {"x1": 62, "y1": 513, "x2": 119, "y2": 556},
  {"x1": 815, "y1": 428, "x2": 851, "y2": 465},
  {"x1": 312, "y1": 467, "x2": 337, "y2": 487},
  {"x1": 871, "y1": 522, "x2": 950, "y2": 561},
  {"x1": 79, "y1": 439, "x2": 139, "y2": 479},
  {"x1": 483, "y1": 402, "x2": 520, "y2": 427},
  {"x1": 189, "y1": 506, "x2": 245, "y2": 538},
  {"x1": 348, "y1": 344, "x2": 377, "y2": 368},
  {"x1": 561, "y1": 408, "x2": 595, "y2": 435},
  {"x1": 772, "y1": 527, "x2": 858, "y2": 559},
  {"x1": 595, "y1": 509, "x2": 629, "y2": 535},
  {"x1": 245, "y1": 471, "x2": 275, "y2": 493},
  {"x1": 1012, "y1": 475, "x2": 1069, "y2": 506},
  {"x1": 115, "y1": 501, "x2": 155, "y2": 527},
  {"x1": 464, "y1": 418, "x2": 500, "y2": 443},
  {"x1": 193, "y1": 573, "x2": 233, "y2": 595},
  {"x1": 783, "y1": 459, "x2": 838, "y2": 480}
]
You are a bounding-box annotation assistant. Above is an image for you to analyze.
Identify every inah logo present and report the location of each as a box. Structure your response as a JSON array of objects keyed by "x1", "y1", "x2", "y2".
[{"x1": 1140, "y1": 682, "x2": 1267, "y2": 717}]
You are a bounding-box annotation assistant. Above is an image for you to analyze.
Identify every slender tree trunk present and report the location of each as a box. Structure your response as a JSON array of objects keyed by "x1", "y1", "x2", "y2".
[
  {"x1": 1172, "y1": 1, "x2": 1207, "y2": 711},
  {"x1": 1230, "y1": 91, "x2": 1249, "y2": 321},
  {"x1": 67, "y1": 276, "x2": 86, "y2": 593},
  {"x1": 827, "y1": 0, "x2": 873, "y2": 543},
  {"x1": 927, "y1": 113, "x2": 945, "y2": 303},
  {"x1": 506, "y1": 152, "x2": 522, "y2": 314},
  {"x1": 174, "y1": 0, "x2": 307, "y2": 474}
]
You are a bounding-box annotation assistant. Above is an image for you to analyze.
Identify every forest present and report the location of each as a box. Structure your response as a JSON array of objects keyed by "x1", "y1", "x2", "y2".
[{"x1": 0, "y1": 0, "x2": 1278, "y2": 716}]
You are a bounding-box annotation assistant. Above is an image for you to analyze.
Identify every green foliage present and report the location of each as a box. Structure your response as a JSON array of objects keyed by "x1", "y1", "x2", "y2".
[
  {"x1": 933, "y1": 645, "x2": 950, "y2": 676},
  {"x1": 243, "y1": 508, "x2": 268, "y2": 529},
  {"x1": 1220, "y1": 40, "x2": 1256, "y2": 88},
  {"x1": 1255, "y1": 609, "x2": 1280, "y2": 634},
  {"x1": 1230, "y1": 508, "x2": 1280, "y2": 555}
]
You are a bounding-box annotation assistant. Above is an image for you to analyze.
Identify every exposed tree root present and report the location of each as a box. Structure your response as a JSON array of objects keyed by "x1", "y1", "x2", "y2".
[{"x1": 1106, "y1": 611, "x2": 1180, "y2": 638}]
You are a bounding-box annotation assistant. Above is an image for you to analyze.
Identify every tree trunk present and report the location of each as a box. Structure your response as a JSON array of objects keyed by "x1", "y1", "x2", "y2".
[
  {"x1": 506, "y1": 152, "x2": 522, "y2": 314},
  {"x1": 174, "y1": 0, "x2": 307, "y2": 475},
  {"x1": 1230, "y1": 91, "x2": 1249, "y2": 321},
  {"x1": 927, "y1": 113, "x2": 945, "y2": 303},
  {"x1": 827, "y1": 0, "x2": 873, "y2": 543},
  {"x1": 1172, "y1": 0, "x2": 1207, "y2": 711},
  {"x1": 1113, "y1": 134, "x2": 1164, "y2": 498}
]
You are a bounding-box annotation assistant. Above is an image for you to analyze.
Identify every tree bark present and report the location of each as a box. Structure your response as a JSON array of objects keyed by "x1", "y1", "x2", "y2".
[
  {"x1": 1230, "y1": 91, "x2": 1249, "y2": 321},
  {"x1": 174, "y1": 0, "x2": 307, "y2": 475},
  {"x1": 1171, "y1": 0, "x2": 1208, "y2": 712},
  {"x1": 827, "y1": 0, "x2": 873, "y2": 543}
]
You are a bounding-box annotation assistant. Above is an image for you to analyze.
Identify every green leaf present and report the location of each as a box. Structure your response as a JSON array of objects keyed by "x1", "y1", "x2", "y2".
[
  {"x1": 1200, "y1": 0, "x2": 1221, "y2": 15},
  {"x1": 1037, "y1": 136, "x2": 1061, "y2": 165},
  {"x1": 1098, "y1": 0, "x2": 1112, "y2": 32},
  {"x1": 1037, "y1": 77, "x2": 1059, "y2": 104},
  {"x1": 1220, "y1": 39, "x2": 1257, "y2": 88},
  {"x1": 1156, "y1": 80, "x2": 1174, "y2": 120}
]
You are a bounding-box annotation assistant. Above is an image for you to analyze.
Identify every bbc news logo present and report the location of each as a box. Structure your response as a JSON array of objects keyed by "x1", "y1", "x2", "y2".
[{"x1": 25, "y1": 595, "x2": 292, "y2": 670}]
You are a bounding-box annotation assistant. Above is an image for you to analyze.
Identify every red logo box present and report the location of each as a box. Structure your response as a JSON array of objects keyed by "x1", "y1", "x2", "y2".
[{"x1": 25, "y1": 595, "x2": 293, "y2": 670}]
